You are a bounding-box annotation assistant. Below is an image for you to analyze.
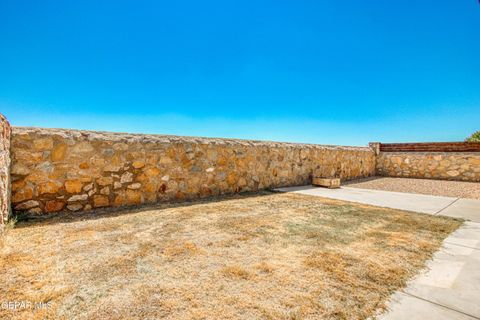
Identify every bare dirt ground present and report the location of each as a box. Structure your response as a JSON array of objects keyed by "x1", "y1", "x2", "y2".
[
  {"x1": 345, "y1": 176, "x2": 480, "y2": 200},
  {"x1": 0, "y1": 192, "x2": 461, "y2": 320}
]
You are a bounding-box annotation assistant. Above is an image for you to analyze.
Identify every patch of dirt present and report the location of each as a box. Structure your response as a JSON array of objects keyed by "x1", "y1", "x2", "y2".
[
  {"x1": 344, "y1": 176, "x2": 480, "y2": 199},
  {"x1": 0, "y1": 192, "x2": 462, "y2": 319}
]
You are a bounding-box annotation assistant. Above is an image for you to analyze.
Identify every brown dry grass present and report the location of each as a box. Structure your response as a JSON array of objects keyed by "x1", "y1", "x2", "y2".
[{"x1": 0, "y1": 192, "x2": 461, "y2": 320}]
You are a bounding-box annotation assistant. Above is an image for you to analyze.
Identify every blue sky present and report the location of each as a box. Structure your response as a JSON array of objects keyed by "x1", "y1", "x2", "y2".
[{"x1": 0, "y1": 0, "x2": 479, "y2": 146}]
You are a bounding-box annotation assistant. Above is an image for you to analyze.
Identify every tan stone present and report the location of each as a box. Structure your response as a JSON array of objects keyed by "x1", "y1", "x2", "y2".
[
  {"x1": 33, "y1": 138, "x2": 53, "y2": 151},
  {"x1": 468, "y1": 158, "x2": 480, "y2": 165},
  {"x1": 132, "y1": 161, "x2": 145, "y2": 169},
  {"x1": 144, "y1": 167, "x2": 161, "y2": 177},
  {"x1": 45, "y1": 200, "x2": 65, "y2": 213},
  {"x1": 312, "y1": 177, "x2": 341, "y2": 188},
  {"x1": 103, "y1": 164, "x2": 121, "y2": 172},
  {"x1": 51, "y1": 143, "x2": 68, "y2": 161},
  {"x1": 14, "y1": 150, "x2": 43, "y2": 162},
  {"x1": 11, "y1": 163, "x2": 30, "y2": 175},
  {"x1": 38, "y1": 181, "x2": 61, "y2": 194},
  {"x1": 446, "y1": 170, "x2": 460, "y2": 177},
  {"x1": 93, "y1": 195, "x2": 109, "y2": 207},
  {"x1": 144, "y1": 181, "x2": 159, "y2": 193},
  {"x1": 97, "y1": 176, "x2": 113, "y2": 186},
  {"x1": 120, "y1": 172, "x2": 133, "y2": 183},
  {"x1": 68, "y1": 194, "x2": 88, "y2": 202},
  {"x1": 238, "y1": 177, "x2": 247, "y2": 187},
  {"x1": 9, "y1": 127, "x2": 382, "y2": 215},
  {"x1": 159, "y1": 156, "x2": 172, "y2": 165},
  {"x1": 100, "y1": 186, "x2": 110, "y2": 195},
  {"x1": 126, "y1": 190, "x2": 142, "y2": 205},
  {"x1": 24, "y1": 171, "x2": 49, "y2": 183},
  {"x1": 72, "y1": 142, "x2": 94, "y2": 153},
  {"x1": 14, "y1": 200, "x2": 40, "y2": 210},
  {"x1": 65, "y1": 180, "x2": 83, "y2": 193},
  {"x1": 114, "y1": 192, "x2": 126, "y2": 207},
  {"x1": 128, "y1": 183, "x2": 141, "y2": 190},
  {"x1": 144, "y1": 193, "x2": 157, "y2": 203},
  {"x1": 67, "y1": 203, "x2": 83, "y2": 211},
  {"x1": 27, "y1": 207, "x2": 43, "y2": 215},
  {"x1": 83, "y1": 183, "x2": 94, "y2": 191}
]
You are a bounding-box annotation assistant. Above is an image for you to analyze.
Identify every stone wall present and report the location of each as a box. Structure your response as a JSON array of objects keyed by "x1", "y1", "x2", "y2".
[
  {"x1": 0, "y1": 114, "x2": 11, "y2": 227},
  {"x1": 10, "y1": 127, "x2": 375, "y2": 215},
  {"x1": 376, "y1": 152, "x2": 480, "y2": 182}
]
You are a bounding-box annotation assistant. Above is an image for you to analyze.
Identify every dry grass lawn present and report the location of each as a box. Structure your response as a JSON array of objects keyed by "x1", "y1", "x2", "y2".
[{"x1": 0, "y1": 192, "x2": 462, "y2": 320}]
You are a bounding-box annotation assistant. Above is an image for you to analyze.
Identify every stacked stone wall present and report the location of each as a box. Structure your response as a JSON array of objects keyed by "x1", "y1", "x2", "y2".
[
  {"x1": 10, "y1": 127, "x2": 376, "y2": 215},
  {"x1": 376, "y1": 152, "x2": 480, "y2": 181},
  {"x1": 0, "y1": 114, "x2": 11, "y2": 227}
]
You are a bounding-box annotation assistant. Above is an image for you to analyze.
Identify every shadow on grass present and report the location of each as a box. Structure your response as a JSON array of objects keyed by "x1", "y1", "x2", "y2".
[{"x1": 12, "y1": 190, "x2": 281, "y2": 229}]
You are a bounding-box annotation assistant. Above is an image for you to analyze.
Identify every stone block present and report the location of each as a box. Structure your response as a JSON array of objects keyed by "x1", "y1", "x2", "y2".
[{"x1": 312, "y1": 177, "x2": 341, "y2": 189}]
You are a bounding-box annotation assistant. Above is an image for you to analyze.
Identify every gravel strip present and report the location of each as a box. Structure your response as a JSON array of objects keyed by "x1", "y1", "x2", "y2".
[{"x1": 344, "y1": 176, "x2": 480, "y2": 200}]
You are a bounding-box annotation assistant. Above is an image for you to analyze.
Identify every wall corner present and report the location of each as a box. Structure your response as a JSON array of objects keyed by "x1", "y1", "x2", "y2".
[
  {"x1": 368, "y1": 142, "x2": 381, "y2": 156},
  {"x1": 0, "y1": 113, "x2": 12, "y2": 230}
]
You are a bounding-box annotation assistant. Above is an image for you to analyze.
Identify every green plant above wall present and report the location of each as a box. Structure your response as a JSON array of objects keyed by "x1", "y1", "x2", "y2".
[{"x1": 466, "y1": 131, "x2": 480, "y2": 142}]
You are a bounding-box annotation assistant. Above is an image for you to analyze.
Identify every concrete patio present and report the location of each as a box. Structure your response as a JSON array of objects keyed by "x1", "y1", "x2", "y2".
[{"x1": 276, "y1": 184, "x2": 480, "y2": 319}]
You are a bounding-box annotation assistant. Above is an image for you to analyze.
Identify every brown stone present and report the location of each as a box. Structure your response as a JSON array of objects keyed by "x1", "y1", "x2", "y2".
[
  {"x1": 79, "y1": 162, "x2": 89, "y2": 169},
  {"x1": 12, "y1": 187, "x2": 33, "y2": 203},
  {"x1": 11, "y1": 179, "x2": 26, "y2": 192},
  {"x1": 175, "y1": 191, "x2": 185, "y2": 200},
  {"x1": 45, "y1": 200, "x2": 65, "y2": 213},
  {"x1": 93, "y1": 195, "x2": 109, "y2": 207},
  {"x1": 65, "y1": 180, "x2": 83, "y2": 193},
  {"x1": 226, "y1": 172, "x2": 237, "y2": 186}
]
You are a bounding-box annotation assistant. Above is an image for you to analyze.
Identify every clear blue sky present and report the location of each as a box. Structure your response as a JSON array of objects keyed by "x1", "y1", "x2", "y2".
[{"x1": 1, "y1": 1, "x2": 479, "y2": 146}]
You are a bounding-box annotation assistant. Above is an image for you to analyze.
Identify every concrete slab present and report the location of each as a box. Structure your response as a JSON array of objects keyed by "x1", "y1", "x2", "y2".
[
  {"x1": 275, "y1": 185, "x2": 480, "y2": 319},
  {"x1": 401, "y1": 221, "x2": 480, "y2": 318},
  {"x1": 440, "y1": 199, "x2": 480, "y2": 222},
  {"x1": 381, "y1": 222, "x2": 480, "y2": 319},
  {"x1": 377, "y1": 292, "x2": 477, "y2": 320},
  {"x1": 275, "y1": 185, "x2": 457, "y2": 214}
]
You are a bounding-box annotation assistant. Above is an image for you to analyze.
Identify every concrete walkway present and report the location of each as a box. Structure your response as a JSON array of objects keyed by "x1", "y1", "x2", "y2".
[
  {"x1": 275, "y1": 185, "x2": 480, "y2": 319},
  {"x1": 275, "y1": 185, "x2": 480, "y2": 222}
]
